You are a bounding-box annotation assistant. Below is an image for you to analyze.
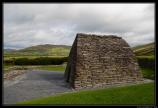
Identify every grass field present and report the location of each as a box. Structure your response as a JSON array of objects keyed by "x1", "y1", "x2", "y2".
[
  {"x1": 32, "y1": 65, "x2": 66, "y2": 71},
  {"x1": 17, "y1": 82, "x2": 155, "y2": 105},
  {"x1": 136, "y1": 55, "x2": 155, "y2": 59},
  {"x1": 3, "y1": 55, "x2": 67, "y2": 61},
  {"x1": 3, "y1": 64, "x2": 66, "y2": 72},
  {"x1": 4, "y1": 65, "x2": 12, "y2": 70},
  {"x1": 132, "y1": 42, "x2": 154, "y2": 56},
  {"x1": 4, "y1": 44, "x2": 71, "y2": 59}
]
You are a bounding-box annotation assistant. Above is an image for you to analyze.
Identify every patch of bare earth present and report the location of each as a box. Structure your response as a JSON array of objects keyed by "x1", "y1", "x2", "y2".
[{"x1": 4, "y1": 70, "x2": 28, "y2": 80}]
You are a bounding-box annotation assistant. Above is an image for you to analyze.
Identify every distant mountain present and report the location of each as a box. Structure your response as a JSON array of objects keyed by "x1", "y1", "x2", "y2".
[
  {"x1": 4, "y1": 42, "x2": 154, "y2": 58},
  {"x1": 4, "y1": 49, "x2": 17, "y2": 52},
  {"x1": 19, "y1": 44, "x2": 71, "y2": 52},
  {"x1": 4, "y1": 44, "x2": 71, "y2": 57},
  {"x1": 132, "y1": 42, "x2": 155, "y2": 56}
]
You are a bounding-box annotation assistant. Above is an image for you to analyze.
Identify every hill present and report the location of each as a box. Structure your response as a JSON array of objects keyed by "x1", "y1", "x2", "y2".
[
  {"x1": 4, "y1": 42, "x2": 155, "y2": 58},
  {"x1": 4, "y1": 49, "x2": 17, "y2": 53},
  {"x1": 132, "y1": 42, "x2": 155, "y2": 56},
  {"x1": 4, "y1": 44, "x2": 71, "y2": 57}
]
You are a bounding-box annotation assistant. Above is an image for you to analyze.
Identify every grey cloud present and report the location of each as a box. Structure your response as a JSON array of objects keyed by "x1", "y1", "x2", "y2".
[{"x1": 3, "y1": 3, "x2": 155, "y2": 49}]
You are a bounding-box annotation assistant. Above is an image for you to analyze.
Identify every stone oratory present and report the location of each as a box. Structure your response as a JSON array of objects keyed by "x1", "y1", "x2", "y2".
[{"x1": 65, "y1": 33, "x2": 142, "y2": 89}]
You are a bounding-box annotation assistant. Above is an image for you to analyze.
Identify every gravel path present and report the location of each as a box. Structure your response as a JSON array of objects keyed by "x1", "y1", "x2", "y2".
[{"x1": 3, "y1": 70, "x2": 72, "y2": 105}]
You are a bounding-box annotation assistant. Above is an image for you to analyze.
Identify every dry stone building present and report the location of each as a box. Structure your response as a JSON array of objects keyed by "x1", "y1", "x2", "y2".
[{"x1": 65, "y1": 33, "x2": 142, "y2": 89}]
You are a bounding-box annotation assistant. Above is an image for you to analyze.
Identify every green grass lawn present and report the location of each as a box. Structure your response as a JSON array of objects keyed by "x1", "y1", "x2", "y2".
[
  {"x1": 3, "y1": 65, "x2": 12, "y2": 70},
  {"x1": 33, "y1": 65, "x2": 66, "y2": 71},
  {"x1": 3, "y1": 64, "x2": 66, "y2": 72},
  {"x1": 17, "y1": 82, "x2": 154, "y2": 105},
  {"x1": 136, "y1": 55, "x2": 155, "y2": 60},
  {"x1": 3, "y1": 55, "x2": 67, "y2": 61}
]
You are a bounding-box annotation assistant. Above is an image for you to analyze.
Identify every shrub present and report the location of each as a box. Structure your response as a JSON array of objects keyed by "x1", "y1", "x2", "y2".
[
  {"x1": 4, "y1": 57, "x2": 68, "y2": 65},
  {"x1": 4, "y1": 59, "x2": 14, "y2": 65},
  {"x1": 14, "y1": 58, "x2": 30, "y2": 65},
  {"x1": 136, "y1": 56, "x2": 155, "y2": 70},
  {"x1": 141, "y1": 68, "x2": 155, "y2": 80}
]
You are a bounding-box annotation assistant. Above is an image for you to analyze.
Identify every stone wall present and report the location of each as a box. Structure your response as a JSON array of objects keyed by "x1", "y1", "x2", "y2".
[
  {"x1": 64, "y1": 36, "x2": 77, "y2": 88},
  {"x1": 65, "y1": 33, "x2": 143, "y2": 89}
]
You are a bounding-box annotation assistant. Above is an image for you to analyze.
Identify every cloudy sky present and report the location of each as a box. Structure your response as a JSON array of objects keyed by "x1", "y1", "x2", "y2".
[{"x1": 3, "y1": 3, "x2": 155, "y2": 49}]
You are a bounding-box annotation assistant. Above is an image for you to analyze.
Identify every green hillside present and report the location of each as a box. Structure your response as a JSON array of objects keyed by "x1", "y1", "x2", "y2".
[
  {"x1": 132, "y1": 42, "x2": 155, "y2": 56},
  {"x1": 4, "y1": 42, "x2": 155, "y2": 59},
  {"x1": 4, "y1": 44, "x2": 71, "y2": 58}
]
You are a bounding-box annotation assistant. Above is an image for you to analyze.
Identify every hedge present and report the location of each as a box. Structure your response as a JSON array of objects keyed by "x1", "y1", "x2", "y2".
[
  {"x1": 4, "y1": 59, "x2": 15, "y2": 65},
  {"x1": 137, "y1": 56, "x2": 155, "y2": 70},
  {"x1": 4, "y1": 56, "x2": 155, "y2": 69},
  {"x1": 4, "y1": 57, "x2": 68, "y2": 65}
]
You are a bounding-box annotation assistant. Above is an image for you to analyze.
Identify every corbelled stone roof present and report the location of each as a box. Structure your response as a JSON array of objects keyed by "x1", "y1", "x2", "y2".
[{"x1": 65, "y1": 33, "x2": 142, "y2": 89}]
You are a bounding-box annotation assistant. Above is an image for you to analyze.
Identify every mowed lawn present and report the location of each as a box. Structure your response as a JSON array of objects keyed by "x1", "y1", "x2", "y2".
[
  {"x1": 32, "y1": 65, "x2": 66, "y2": 71},
  {"x1": 3, "y1": 64, "x2": 66, "y2": 72},
  {"x1": 17, "y1": 82, "x2": 155, "y2": 105}
]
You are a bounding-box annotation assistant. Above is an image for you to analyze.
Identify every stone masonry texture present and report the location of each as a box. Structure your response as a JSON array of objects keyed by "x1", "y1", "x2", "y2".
[{"x1": 64, "y1": 33, "x2": 143, "y2": 89}]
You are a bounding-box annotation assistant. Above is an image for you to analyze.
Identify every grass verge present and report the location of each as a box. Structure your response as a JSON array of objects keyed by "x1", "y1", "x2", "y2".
[
  {"x1": 33, "y1": 65, "x2": 66, "y2": 71},
  {"x1": 17, "y1": 82, "x2": 154, "y2": 105}
]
